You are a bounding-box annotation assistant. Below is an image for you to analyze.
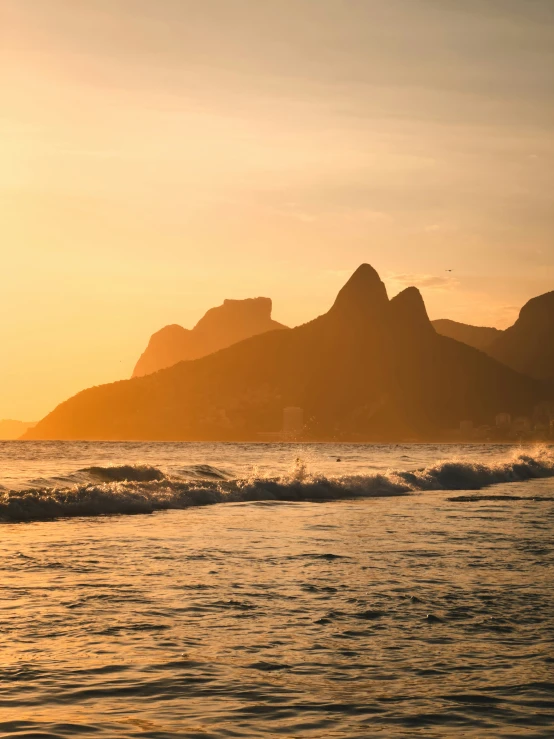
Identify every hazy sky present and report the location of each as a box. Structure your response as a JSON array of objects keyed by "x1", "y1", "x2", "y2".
[{"x1": 2, "y1": 0, "x2": 554, "y2": 419}]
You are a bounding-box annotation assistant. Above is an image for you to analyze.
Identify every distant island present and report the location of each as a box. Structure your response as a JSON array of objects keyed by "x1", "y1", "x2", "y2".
[
  {"x1": 24, "y1": 264, "x2": 552, "y2": 442},
  {"x1": 1, "y1": 420, "x2": 37, "y2": 440}
]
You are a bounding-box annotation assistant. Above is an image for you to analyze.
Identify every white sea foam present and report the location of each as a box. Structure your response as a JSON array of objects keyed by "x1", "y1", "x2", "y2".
[{"x1": 1, "y1": 446, "x2": 553, "y2": 522}]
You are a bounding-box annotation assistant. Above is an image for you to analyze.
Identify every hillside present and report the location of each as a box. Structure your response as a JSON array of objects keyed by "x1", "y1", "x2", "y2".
[{"x1": 432, "y1": 319, "x2": 501, "y2": 351}]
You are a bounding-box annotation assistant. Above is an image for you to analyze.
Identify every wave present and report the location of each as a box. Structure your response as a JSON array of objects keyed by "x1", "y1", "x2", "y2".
[
  {"x1": 1, "y1": 447, "x2": 553, "y2": 523},
  {"x1": 83, "y1": 465, "x2": 167, "y2": 483},
  {"x1": 82, "y1": 463, "x2": 229, "y2": 483}
]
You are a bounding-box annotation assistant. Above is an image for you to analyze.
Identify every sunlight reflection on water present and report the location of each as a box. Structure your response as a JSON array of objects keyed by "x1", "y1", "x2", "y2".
[{"x1": 0, "y1": 443, "x2": 553, "y2": 737}]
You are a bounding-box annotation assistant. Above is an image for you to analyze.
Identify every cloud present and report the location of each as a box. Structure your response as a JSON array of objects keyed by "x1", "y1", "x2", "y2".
[
  {"x1": 386, "y1": 272, "x2": 459, "y2": 292},
  {"x1": 319, "y1": 270, "x2": 460, "y2": 295}
]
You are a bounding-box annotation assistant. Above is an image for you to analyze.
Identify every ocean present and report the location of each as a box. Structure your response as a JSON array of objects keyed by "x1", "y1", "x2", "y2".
[{"x1": 1, "y1": 441, "x2": 553, "y2": 737}]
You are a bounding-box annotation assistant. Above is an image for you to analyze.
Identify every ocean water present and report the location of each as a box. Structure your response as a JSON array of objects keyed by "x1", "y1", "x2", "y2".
[{"x1": 1, "y1": 442, "x2": 553, "y2": 738}]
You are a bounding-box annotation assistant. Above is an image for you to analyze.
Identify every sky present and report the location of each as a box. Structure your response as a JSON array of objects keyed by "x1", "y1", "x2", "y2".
[{"x1": 1, "y1": 0, "x2": 554, "y2": 420}]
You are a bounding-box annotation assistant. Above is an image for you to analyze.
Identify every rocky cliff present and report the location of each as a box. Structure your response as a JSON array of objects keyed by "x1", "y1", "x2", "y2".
[{"x1": 133, "y1": 297, "x2": 287, "y2": 377}]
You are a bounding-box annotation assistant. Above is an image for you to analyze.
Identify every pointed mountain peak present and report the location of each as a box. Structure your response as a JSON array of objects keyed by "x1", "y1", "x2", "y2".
[
  {"x1": 329, "y1": 264, "x2": 389, "y2": 319},
  {"x1": 390, "y1": 285, "x2": 425, "y2": 309},
  {"x1": 390, "y1": 287, "x2": 434, "y2": 336}
]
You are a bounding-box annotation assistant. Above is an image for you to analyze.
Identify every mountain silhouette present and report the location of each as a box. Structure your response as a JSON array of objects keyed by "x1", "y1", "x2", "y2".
[
  {"x1": 24, "y1": 265, "x2": 541, "y2": 441},
  {"x1": 487, "y1": 291, "x2": 554, "y2": 380},
  {"x1": 432, "y1": 319, "x2": 501, "y2": 351},
  {"x1": 133, "y1": 297, "x2": 287, "y2": 377}
]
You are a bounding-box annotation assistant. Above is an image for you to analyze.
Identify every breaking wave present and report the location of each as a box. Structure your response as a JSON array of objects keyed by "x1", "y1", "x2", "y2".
[
  {"x1": 2, "y1": 447, "x2": 553, "y2": 523},
  {"x1": 83, "y1": 463, "x2": 229, "y2": 482}
]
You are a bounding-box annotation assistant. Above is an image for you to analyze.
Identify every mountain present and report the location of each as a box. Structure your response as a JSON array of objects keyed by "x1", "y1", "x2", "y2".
[
  {"x1": 24, "y1": 265, "x2": 541, "y2": 442},
  {"x1": 487, "y1": 291, "x2": 554, "y2": 380},
  {"x1": 0, "y1": 420, "x2": 37, "y2": 440},
  {"x1": 133, "y1": 297, "x2": 287, "y2": 377},
  {"x1": 432, "y1": 319, "x2": 502, "y2": 351}
]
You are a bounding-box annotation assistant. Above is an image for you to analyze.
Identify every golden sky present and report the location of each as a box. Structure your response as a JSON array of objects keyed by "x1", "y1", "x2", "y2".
[{"x1": 1, "y1": 0, "x2": 554, "y2": 420}]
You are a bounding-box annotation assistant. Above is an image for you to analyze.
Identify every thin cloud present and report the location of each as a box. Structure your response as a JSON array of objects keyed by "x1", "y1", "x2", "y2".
[
  {"x1": 485, "y1": 304, "x2": 520, "y2": 329},
  {"x1": 387, "y1": 273, "x2": 459, "y2": 292}
]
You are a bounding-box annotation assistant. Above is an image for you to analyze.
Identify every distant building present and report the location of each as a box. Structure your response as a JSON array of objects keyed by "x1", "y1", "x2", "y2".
[
  {"x1": 495, "y1": 413, "x2": 511, "y2": 428},
  {"x1": 459, "y1": 420, "x2": 473, "y2": 434},
  {"x1": 475, "y1": 424, "x2": 493, "y2": 440},
  {"x1": 513, "y1": 416, "x2": 531, "y2": 434},
  {"x1": 533, "y1": 402, "x2": 554, "y2": 425},
  {"x1": 283, "y1": 407, "x2": 304, "y2": 435}
]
